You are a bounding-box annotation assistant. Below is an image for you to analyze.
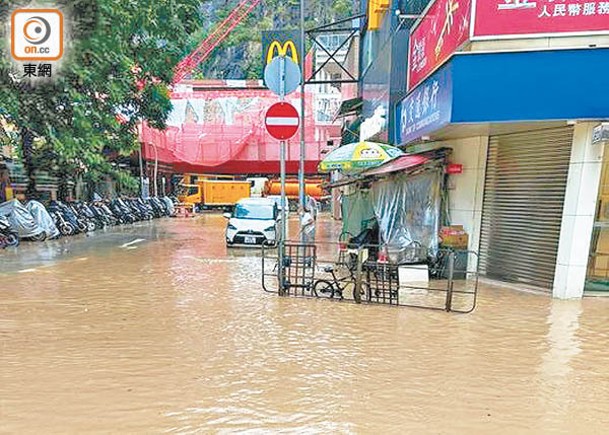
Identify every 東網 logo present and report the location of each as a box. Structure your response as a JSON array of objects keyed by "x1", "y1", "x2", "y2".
[{"x1": 11, "y1": 9, "x2": 64, "y2": 61}]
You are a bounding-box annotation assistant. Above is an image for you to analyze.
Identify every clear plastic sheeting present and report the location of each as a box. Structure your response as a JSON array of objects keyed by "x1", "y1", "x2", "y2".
[
  {"x1": 26, "y1": 200, "x2": 60, "y2": 239},
  {"x1": 371, "y1": 170, "x2": 442, "y2": 264},
  {"x1": 0, "y1": 199, "x2": 45, "y2": 240}
]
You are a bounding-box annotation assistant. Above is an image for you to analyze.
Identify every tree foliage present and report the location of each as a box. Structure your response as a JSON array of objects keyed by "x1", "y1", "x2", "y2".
[
  {"x1": 0, "y1": 0, "x2": 354, "y2": 197},
  {"x1": 0, "y1": 0, "x2": 202, "y2": 197}
]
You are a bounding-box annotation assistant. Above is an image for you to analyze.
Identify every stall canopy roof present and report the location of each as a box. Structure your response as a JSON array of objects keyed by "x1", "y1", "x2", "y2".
[
  {"x1": 364, "y1": 154, "x2": 429, "y2": 176},
  {"x1": 324, "y1": 148, "x2": 451, "y2": 189},
  {"x1": 333, "y1": 97, "x2": 363, "y2": 121}
]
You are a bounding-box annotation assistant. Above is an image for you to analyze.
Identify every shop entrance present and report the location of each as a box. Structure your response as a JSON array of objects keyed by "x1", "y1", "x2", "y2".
[
  {"x1": 479, "y1": 127, "x2": 573, "y2": 290},
  {"x1": 586, "y1": 141, "x2": 609, "y2": 294}
]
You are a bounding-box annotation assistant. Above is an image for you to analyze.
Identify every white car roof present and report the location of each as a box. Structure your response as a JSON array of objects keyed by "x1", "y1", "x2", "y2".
[{"x1": 237, "y1": 198, "x2": 276, "y2": 206}]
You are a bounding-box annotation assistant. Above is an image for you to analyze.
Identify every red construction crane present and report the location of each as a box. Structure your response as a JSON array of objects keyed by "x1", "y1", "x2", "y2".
[{"x1": 173, "y1": 0, "x2": 262, "y2": 83}]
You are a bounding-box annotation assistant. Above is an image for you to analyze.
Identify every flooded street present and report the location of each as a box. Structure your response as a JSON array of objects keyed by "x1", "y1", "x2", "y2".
[{"x1": 2, "y1": 215, "x2": 609, "y2": 434}]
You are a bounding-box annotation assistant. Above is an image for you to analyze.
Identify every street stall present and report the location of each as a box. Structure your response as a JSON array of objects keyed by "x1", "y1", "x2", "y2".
[
  {"x1": 369, "y1": 168, "x2": 442, "y2": 264},
  {"x1": 262, "y1": 145, "x2": 478, "y2": 313},
  {"x1": 330, "y1": 148, "x2": 451, "y2": 263},
  {"x1": 318, "y1": 140, "x2": 404, "y2": 242}
]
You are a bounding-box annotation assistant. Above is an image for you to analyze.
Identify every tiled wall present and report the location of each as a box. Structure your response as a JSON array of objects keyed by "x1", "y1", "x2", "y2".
[
  {"x1": 554, "y1": 123, "x2": 604, "y2": 298},
  {"x1": 444, "y1": 136, "x2": 489, "y2": 255}
]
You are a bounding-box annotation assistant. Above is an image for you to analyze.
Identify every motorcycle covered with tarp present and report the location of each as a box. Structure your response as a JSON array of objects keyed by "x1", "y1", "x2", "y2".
[
  {"x1": 161, "y1": 196, "x2": 175, "y2": 216},
  {"x1": 0, "y1": 199, "x2": 46, "y2": 241},
  {"x1": 26, "y1": 200, "x2": 60, "y2": 239}
]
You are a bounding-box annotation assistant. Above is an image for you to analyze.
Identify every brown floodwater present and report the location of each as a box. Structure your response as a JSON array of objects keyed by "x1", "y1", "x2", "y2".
[{"x1": 1, "y1": 215, "x2": 609, "y2": 434}]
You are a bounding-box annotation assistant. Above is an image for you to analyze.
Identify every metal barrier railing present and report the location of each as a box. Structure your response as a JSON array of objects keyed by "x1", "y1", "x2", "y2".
[{"x1": 262, "y1": 240, "x2": 479, "y2": 313}]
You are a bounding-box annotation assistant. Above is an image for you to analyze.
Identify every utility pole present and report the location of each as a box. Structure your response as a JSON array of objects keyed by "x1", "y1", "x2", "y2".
[
  {"x1": 138, "y1": 142, "x2": 144, "y2": 198},
  {"x1": 298, "y1": 0, "x2": 306, "y2": 219},
  {"x1": 279, "y1": 57, "x2": 288, "y2": 245},
  {"x1": 152, "y1": 143, "x2": 159, "y2": 197}
]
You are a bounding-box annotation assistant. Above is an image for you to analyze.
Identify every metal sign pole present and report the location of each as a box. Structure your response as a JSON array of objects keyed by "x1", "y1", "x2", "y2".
[
  {"x1": 279, "y1": 56, "x2": 287, "y2": 295},
  {"x1": 279, "y1": 56, "x2": 287, "y2": 244},
  {"x1": 280, "y1": 140, "x2": 287, "y2": 243},
  {"x1": 298, "y1": 0, "x2": 306, "y2": 229},
  {"x1": 280, "y1": 56, "x2": 286, "y2": 98},
  {"x1": 264, "y1": 55, "x2": 301, "y2": 296},
  {"x1": 278, "y1": 138, "x2": 287, "y2": 296}
]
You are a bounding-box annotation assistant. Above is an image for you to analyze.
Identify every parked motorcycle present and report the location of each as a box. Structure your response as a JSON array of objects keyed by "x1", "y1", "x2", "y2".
[
  {"x1": 2, "y1": 194, "x2": 177, "y2": 249},
  {"x1": 48, "y1": 201, "x2": 83, "y2": 235},
  {"x1": 111, "y1": 199, "x2": 137, "y2": 224}
]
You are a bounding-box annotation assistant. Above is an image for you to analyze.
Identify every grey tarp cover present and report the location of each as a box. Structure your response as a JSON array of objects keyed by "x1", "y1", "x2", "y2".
[
  {"x1": 162, "y1": 196, "x2": 175, "y2": 216},
  {"x1": 0, "y1": 199, "x2": 45, "y2": 239},
  {"x1": 26, "y1": 200, "x2": 60, "y2": 239},
  {"x1": 371, "y1": 170, "x2": 442, "y2": 264}
]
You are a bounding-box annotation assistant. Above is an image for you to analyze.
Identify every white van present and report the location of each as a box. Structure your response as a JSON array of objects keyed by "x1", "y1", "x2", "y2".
[{"x1": 224, "y1": 198, "x2": 279, "y2": 247}]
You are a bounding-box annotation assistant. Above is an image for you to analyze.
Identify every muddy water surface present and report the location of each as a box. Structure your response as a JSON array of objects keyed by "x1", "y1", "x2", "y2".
[{"x1": 2, "y1": 215, "x2": 609, "y2": 434}]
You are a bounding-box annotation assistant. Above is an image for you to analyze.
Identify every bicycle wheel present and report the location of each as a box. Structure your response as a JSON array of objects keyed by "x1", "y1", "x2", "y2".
[{"x1": 313, "y1": 280, "x2": 342, "y2": 299}]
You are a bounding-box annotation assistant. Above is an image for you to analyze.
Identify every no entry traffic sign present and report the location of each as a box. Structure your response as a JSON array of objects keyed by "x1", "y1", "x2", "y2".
[{"x1": 265, "y1": 102, "x2": 299, "y2": 140}]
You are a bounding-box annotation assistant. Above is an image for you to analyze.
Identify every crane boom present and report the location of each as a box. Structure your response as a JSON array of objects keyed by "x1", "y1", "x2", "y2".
[{"x1": 174, "y1": 0, "x2": 262, "y2": 83}]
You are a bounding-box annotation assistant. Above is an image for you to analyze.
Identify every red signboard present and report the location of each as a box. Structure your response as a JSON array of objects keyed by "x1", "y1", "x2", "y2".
[
  {"x1": 265, "y1": 102, "x2": 300, "y2": 140},
  {"x1": 446, "y1": 163, "x2": 463, "y2": 174},
  {"x1": 472, "y1": 0, "x2": 609, "y2": 39},
  {"x1": 408, "y1": 0, "x2": 472, "y2": 90}
]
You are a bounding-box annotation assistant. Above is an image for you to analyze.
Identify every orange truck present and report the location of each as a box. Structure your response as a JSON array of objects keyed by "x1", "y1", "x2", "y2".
[{"x1": 178, "y1": 176, "x2": 251, "y2": 210}]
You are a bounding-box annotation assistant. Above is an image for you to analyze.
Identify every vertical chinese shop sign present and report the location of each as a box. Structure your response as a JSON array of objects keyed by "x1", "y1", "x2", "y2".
[
  {"x1": 472, "y1": 0, "x2": 609, "y2": 39},
  {"x1": 408, "y1": 0, "x2": 472, "y2": 90}
]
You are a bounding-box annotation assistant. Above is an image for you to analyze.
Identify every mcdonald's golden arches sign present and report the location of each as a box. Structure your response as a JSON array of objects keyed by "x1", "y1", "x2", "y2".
[{"x1": 261, "y1": 30, "x2": 302, "y2": 85}]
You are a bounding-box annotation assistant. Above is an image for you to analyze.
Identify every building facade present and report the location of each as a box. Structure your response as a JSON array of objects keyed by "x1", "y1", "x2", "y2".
[{"x1": 360, "y1": 0, "x2": 609, "y2": 298}]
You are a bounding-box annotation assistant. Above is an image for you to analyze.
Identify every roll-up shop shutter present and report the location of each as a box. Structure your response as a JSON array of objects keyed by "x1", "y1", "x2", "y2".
[{"x1": 479, "y1": 127, "x2": 573, "y2": 290}]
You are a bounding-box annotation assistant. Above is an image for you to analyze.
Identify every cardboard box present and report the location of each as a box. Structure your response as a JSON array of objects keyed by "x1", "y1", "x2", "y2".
[
  {"x1": 440, "y1": 225, "x2": 469, "y2": 249},
  {"x1": 440, "y1": 225, "x2": 465, "y2": 236},
  {"x1": 596, "y1": 228, "x2": 609, "y2": 255}
]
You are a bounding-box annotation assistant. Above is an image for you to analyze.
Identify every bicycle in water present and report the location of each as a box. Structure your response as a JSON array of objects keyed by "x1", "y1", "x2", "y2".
[{"x1": 313, "y1": 260, "x2": 368, "y2": 301}]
